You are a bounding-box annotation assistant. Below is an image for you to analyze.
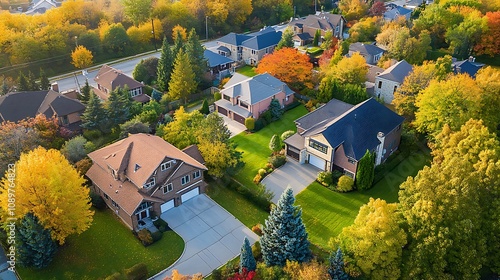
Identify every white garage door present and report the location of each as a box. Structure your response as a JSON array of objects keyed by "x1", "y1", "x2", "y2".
[
  {"x1": 181, "y1": 187, "x2": 200, "y2": 203},
  {"x1": 308, "y1": 154, "x2": 326, "y2": 170},
  {"x1": 160, "y1": 199, "x2": 175, "y2": 213}
]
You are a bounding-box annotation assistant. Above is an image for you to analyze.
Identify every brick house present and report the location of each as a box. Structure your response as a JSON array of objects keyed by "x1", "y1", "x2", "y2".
[
  {"x1": 288, "y1": 12, "x2": 346, "y2": 46},
  {"x1": 284, "y1": 98, "x2": 404, "y2": 179},
  {"x1": 86, "y1": 133, "x2": 207, "y2": 230},
  {"x1": 93, "y1": 64, "x2": 150, "y2": 103}
]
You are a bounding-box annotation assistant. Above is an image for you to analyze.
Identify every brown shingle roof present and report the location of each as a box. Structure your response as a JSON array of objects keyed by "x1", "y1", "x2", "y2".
[
  {"x1": 94, "y1": 65, "x2": 143, "y2": 91},
  {"x1": 182, "y1": 145, "x2": 205, "y2": 165}
]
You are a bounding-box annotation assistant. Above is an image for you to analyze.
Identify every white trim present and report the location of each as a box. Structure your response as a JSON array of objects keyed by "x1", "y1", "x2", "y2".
[
  {"x1": 151, "y1": 162, "x2": 184, "y2": 196},
  {"x1": 176, "y1": 180, "x2": 203, "y2": 194}
]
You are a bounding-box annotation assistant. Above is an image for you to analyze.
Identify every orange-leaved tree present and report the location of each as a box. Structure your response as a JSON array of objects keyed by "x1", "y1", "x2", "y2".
[
  {"x1": 474, "y1": 11, "x2": 500, "y2": 57},
  {"x1": 256, "y1": 47, "x2": 313, "y2": 88}
]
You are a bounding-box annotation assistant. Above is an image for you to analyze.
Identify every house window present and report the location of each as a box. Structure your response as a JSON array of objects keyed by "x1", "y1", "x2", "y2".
[
  {"x1": 223, "y1": 94, "x2": 231, "y2": 101},
  {"x1": 378, "y1": 81, "x2": 382, "y2": 88},
  {"x1": 309, "y1": 139, "x2": 328, "y2": 154},
  {"x1": 111, "y1": 199, "x2": 120, "y2": 209},
  {"x1": 393, "y1": 86, "x2": 398, "y2": 93},
  {"x1": 193, "y1": 170, "x2": 201, "y2": 179},
  {"x1": 347, "y1": 158, "x2": 356, "y2": 164},
  {"x1": 163, "y1": 183, "x2": 173, "y2": 194},
  {"x1": 143, "y1": 177, "x2": 155, "y2": 188},
  {"x1": 161, "y1": 160, "x2": 174, "y2": 171},
  {"x1": 251, "y1": 50, "x2": 256, "y2": 55},
  {"x1": 130, "y1": 88, "x2": 141, "y2": 97},
  {"x1": 103, "y1": 193, "x2": 109, "y2": 200},
  {"x1": 344, "y1": 170, "x2": 355, "y2": 178},
  {"x1": 61, "y1": 115, "x2": 69, "y2": 125},
  {"x1": 181, "y1": 175, "x2": 190, "y2": 185},
  {"x1": 286, "y1": 96, "x2": 289, "y2": 102},
  {"x1": 240, "y1": 101, "x2": 248, "y2": 109}
]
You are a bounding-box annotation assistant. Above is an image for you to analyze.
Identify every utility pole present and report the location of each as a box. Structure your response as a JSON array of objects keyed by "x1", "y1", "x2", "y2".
[
  {"x1": 151, "y1": 18, "x2": 157, "y2": 51},
  {"x1": 74, "y1": 36, "x2": 78, "y2": 47},
  {"x1": 314, "y1": 0, "x2": 317, "y2": 12},
  {"x1": 205, "y1": 16, "x2": 209, "y2": 41}
]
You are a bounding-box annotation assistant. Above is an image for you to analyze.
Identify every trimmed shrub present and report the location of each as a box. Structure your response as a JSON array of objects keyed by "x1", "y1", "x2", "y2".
[
  {"x1": 253, "y1": 174, "x2": 262, "y2": 184},
  {"x1": 258, "y1": 169, "x2": 267, "y2": 176},
  {"x1": 252, "y1": 224, "x2": 263, "y2": 236},
  {"x1": 284, "y1": 101, "x2": 301, "y2": 111},
  {"x1": 124, "y1": 263, "x2": 148, "y2": 280},
  {"x1": 254, "y1": 118, "x2": 265, "y2": 131},
  {"x1": 214, "y1": 92, "x2": 222, "y2": 101},
  {"x1": 90, "y1": 192, "x2": 106, "y2": 210},
  {"x1": 151, "y1": 231, "x2": 163, "y2": 242},
  {"x1": 317, "y1": 171, "x2": 333, "y2": 187},
  {"x1": 269, "y1": 134, "x2": 282, "y2": 154},
  {"x1": 337, "y1": 175, "x2": 354, "y2": 192},
  {"x1": 332, "y1": 170, "x2": 343, "y2": 185},
  {"x1": 268, "y1": 155, "x2": 286, "y2": 169},
  {"x1": 199, "y1": 99, "x2": 209, "y2": 115},
  {"x1": 153, "y1": 219, "x2": 169, "y2": 232},
  {"x1": 225, "y1": 177, "x2": 271, "y2": 211},
  {"x1": 137, "y1": 229, "x2": 153, "y2": 246},
  {"x1": 281, "y1": 130, "x2": 295, "y2": 141},
  {"x1": 252, "y1": 241, "x2": 262, "y2": 261},
  {"x1": 261, "y1": 110, "x2": 272, "y2": 124},
  {"x1": 245, "y1": 117, "x2": 255, "y2": 131},
  {"x1": 83, "y1": 129, "x2": 102, "y2": 141}
]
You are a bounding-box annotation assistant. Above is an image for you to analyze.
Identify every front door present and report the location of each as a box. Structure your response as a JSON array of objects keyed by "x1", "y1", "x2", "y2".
[{"x1": 136, "y1": 209, "x2": 149, "y2": 221}]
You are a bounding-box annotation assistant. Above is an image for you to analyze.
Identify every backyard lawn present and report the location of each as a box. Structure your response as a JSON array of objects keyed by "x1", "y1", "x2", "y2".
[
  {"x1": 236, "y1": 65, "x2": 257, "y2": 77},
  {"x1": 18, "y1": 209, "x2": 184, "y2": 280},
  {"x1": 231, "y1": 105, "x2": 309, "y2": 188},
  {"x1": 296, "y1": 149, "x2": 432, "y2": 250}
]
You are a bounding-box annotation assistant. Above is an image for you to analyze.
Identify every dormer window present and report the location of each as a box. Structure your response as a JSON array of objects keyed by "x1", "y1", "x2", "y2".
[
  {"x1": 143, "y1": 177, "x2": 155, "y2": 188},
  {"x1": 161, "y1": 160, "x2": 175, "y2": 171}
]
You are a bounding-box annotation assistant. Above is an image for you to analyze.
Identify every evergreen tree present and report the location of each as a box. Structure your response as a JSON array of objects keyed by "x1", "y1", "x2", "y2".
[
  {"x1": 313, "y1": 29, "x2": 321, "y2": 47},
  {"x1": 156, "y1": 38, "x2": 174, "y2": 92},
  {"x1": 185, "y1": 28, "x2": 207, "y2": 85},
  {"x1": 199, "y1": 99, "x2": 209, "y2": 114},
  {"x1": 269, "y1": 99, "x2": 284, "y2": 120},
  {"x1": 106, "y1": 87, "x2": 132, "y2": 127},
  {"x1": 16, "y1": 213, "x2": 58, "y2": 268},
  {"x1": 356, "y1": 150, "x2": 375, "y2": 190},
  {"x1": 328, "y1": 248, "x2": 349, "y2": 280},
  {"x1": 39, "y1": 68, "x2": 50, "y2": 90},
  {"x1": 27, "y1": 71, "x2": 38, "y2": 91},
  {"x1": 277, "y1": 27, "x2": 294, "y2": 50},
  {"x1": 261, "y1": 187, "x2": 311, "y2": 266},
  {"x1": 172, "y1": 30, "x2": 184, "y2": 60},
  {"x1": 168, "y1": 49, "x2": 197, "y2": 104},
  {"x1": 1, "y1": 79, "x2": 9, "y2": 95},
  {"x1": 240, "y1": 237, "x2": 257, "y2": 273},
  {"x1": 79, "y1": 80, "x2": 92, "y2": 104},
  {"x1": 81, "y1": 92, "x2": 108, "y2": 132},
  {"x1": 269, "y1": 134, "x2": 281, "y2": 154},
  {"x1": 18, "y1": 72, "x2": 29, "y2": 91},
  {"x1": 151, "y1": 88, "x2": 163, "y2": 102}
]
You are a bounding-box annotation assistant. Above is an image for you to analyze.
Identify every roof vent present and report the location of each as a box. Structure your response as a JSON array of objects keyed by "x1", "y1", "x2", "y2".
[
  {"x1": 377, "y1": 132, "x2": 385, "y2": 138},
  {"x1": 115, "y1": 190, "x2": 118, "y2": 193},
  {"x1": 134, "y1": 163, "x2": 141, "y2": 172}
]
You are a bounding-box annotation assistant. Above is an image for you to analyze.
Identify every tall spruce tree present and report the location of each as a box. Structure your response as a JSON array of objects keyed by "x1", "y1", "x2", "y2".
[
  {"x1": 355, "y1": 150, "x2": 375, "y2": 190},
  {"x1": 18, "y1": 72, "x2": 29, "y2": 91},
  {"x1": 199, "y1": 99, "x2": 209, "y2": 114},
  {"x1": 106, "y1": 87, "x2": 132, "y2": 127},
  {"x1": 156, "y1": 37, "x2": 174, "y2": 92},
  {"x1": 172, "y1": 30, "x2": 184, "y2": 60},
  {"x1": 240, "y1": 237, "x2": 257, "y2": 273},
  {"x1": 168, "y1": 49, "x2": 197, "y2": 104},
  {"x1": 313, "y1": 29, "x2": 321, "y2": 47},
  {"x1": 261, "y1": 187, "x2": 311, "y2": 266},
  {"x1": 329, "y1": 248, "x2": 349, "y2": 280},
  {"x1": 81, "y1": 92, "x2": 108, "y2": 132},
  {"x1": 27, "y1": 71, "x2": 38, "y2": 91},
  {"x1": 185, "y1": 28, "x2": 207, "y2": 85},
  {"x1": 80, "y1": 79, "x2": 92, "y2": 104},
  {"x1": 17, "y1": 213, "x2": 58, "y2": 268},
  {"x1": 2, "y1": 79, "x2": 9, "y2": 95},
  {"x1": 39, "y1": 68, "x2": 50, "y2": 90}
]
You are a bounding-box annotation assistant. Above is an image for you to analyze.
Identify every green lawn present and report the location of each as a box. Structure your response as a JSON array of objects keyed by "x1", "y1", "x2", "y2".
[
  {"x1": 232, "y1": 105, "x2": 309, "y2": 188},
  {"x1": 236, "y1": 65, "x2": 257, "y2": 77},
  {"x1": 296, "y1": 149, "x2": 432, "y2": 250},
  {"x1": 18, "y1": 209, "x2": 184, "y2": 280}
]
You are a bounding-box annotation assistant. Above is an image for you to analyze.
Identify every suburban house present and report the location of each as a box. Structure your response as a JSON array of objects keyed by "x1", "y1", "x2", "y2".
[
  {"x1": 86, "y1": 133, "x2": 208, "y2": 230},
  {"x1": 348, "y1": 42, "x2": 386, "y2": 65},
  {"x1": 0, "y1": 90, "x2": 85, "y2": 131},
  {"x1": 215, "y1": 73, "x2": 295, "y2": 124},
  {"x1": 288, "y1": 12, "x2": 346, "y2": 46},
  {"x1": 284, "y1": 98, "x2": 404, "y2": 179},
  {"x1": 24, "y1": 0, "x2": 60, "y2": 15},
  {"x1": 452, "y1": 57, "x2": 484, "y2": 78},
  {"x1": 216, "y1": 27, "x2": 282, "y2": 65},
  {"x1": 386, "y1": 0, "x2": 429, "y2": 10},
  {"x1": 93, "y1": 64, "x2": 150, "y2": 103},
  {"x1": 383, "y1": 3, "x2": 412, "y2": 21},
  {"x1": 204, "y1": 49, "x2": 235, "y2": 79},
  {"x1": 365, "y1": 64, "x2": 385, "y2": 96},
  {"x1": 374, "y1": 60, "x2": 413, "y2": 103}
]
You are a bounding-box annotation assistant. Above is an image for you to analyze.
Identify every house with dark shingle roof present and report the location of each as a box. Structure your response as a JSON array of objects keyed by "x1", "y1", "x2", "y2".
[
  {"x1": 284, "y1": 98, "x2": 404, "y2": 178},
  {"x1": 216, "y1": 27, "x2": 282, "y2": 65},
  {"x1": 452, "y1": 57, "x2": 484, "y2": 78},
  {"x1": 86, "y1": 133, "x2": 207, "y2": 230},
  {"x1": 204, "y1": 49, "x2": 234, "y2": 78},
  {"x1": 215, "y1": 73, "x2": 295, "y2": 124},
  {"x1": 348, "y1": 42, "x2": 386, "y2": 65},
  {"x1": 93, "y1": 65, "x2": 150, "y2": 103},
  {"x1": 383, "y1": 3, "x2": 412, "y2": 21},
  {"x1": 374, "y1": 60, "x2": 413, "y2": 103},
  {"x1": 288, "y1": 12, "x2": 346, "y2": 46},
  {"x1": 0, "y1": 90, "x2": 85, "y2": 131}
]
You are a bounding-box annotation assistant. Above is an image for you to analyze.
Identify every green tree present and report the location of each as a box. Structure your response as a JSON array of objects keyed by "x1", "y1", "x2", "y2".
[
  {"x1": 79, "y1": 79, "x2": 92, "y2": 104},
  {"x1": 133, "y1": 58, "x2": 159, "y2": 85},
  {"x1": 355, "y1": 150, "x2": 374, "y2": 190},
  {"x1": 172, "y1": 29, "x2": 184, "y2": 59},
  {"x1": 313, "y1": 29, "x2": 321, "y2": 47},
  {"x1": 122, "y1": 0, "x2": 153, "y2": 25},
  {"x1": 168, "y1": 49, "x2": 197, "y2": 103},
  {"x1": 269, "y1": 99, "x2": 283, "y2": 121},
  {"x1": 106, "y1": 87, "x2": 132, "y2": 128},
  {"x1": 1, "y1": 80, "x2": 9, "y2": 95},
  {"x1": 61, "y1": 135, "x2": 95, "y2": 163},
  {"x1": 261, "y1": 187, "x2": 311, "y2": 266},
  {"x1": 269, "y1": 134, "x2": 281, "y2": 154},
  {"x1": 17, "y1": 72, "x2": 29, "y2": 91},
  {"x1": 339, "y1": 198, "x2": 407, "y2": 279},
  {"x1": 240, "y1": 237, "x2": 257, "y2": 273},
  {"x1": 27, "y1": 71, "x2": 38, "y2": 91},
  {"x1": 157, "y1": 37, "x2": 174, "y2": 92},
  {"x1": 39, "y1": 68, "x2": 50, "y2": 90},
  {"x1": 81, "y1": 92, "x2": 108, "y2": 132},
  {"x1": 102, "y1": 23, "x2": 131, "y2": 56},
  {"x1": 119, "y1": 119, "x2": 150, "y2": 138},
  {"x1": 135, "y1": 100, "x2": 163, "y2": 126},
  {"x1": 158, "y1": 107, "x2": 204, "y2": 149},
  {"x1": 445, "y1": 10, "x2": 487, "y2": 58},
  {"x1": 328, "y1": 248, "x2": 349, "y2": 280},
  {"x1": 199, "y1": 99, "x2": 209, "y2": 114},
  {"x1": 16, "y1": 213, "x2": 57, "y2": 268},
  {"x1": 276, "y1": 27, "x2": 294, "y2": 50},
  {"x1": 185, "y1": 28, "x2": 207, "y2": 85},
  {"x1": 245, "y1": 117, "x2": 255, "y2": 131}
]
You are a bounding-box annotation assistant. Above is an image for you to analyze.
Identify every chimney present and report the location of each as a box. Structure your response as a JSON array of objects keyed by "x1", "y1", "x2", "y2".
[
  {"x1": 51, "y1": 82, "x2": 59, "y2": 92},
  {"x1": 468, "y1": 56, "x2": 474, "y2": 62},
  {"x1": 281, "y1": 84, "x2": 286, "y2": 93}
]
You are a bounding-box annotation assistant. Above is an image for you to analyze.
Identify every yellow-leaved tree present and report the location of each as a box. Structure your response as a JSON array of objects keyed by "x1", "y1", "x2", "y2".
[
  {"x1": 71, "y1": 45, "x2": 94, "y2": 69},
  {"x1": 0, "y1": 147, "x2": 94, "y2": 245}
]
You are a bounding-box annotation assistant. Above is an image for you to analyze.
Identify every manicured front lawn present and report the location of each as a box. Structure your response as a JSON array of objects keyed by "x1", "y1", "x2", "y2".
[
  {"x1": 18, "y1": 209, "x2": 184, "y2": 279},
  {"x1": 236, "y1": 65, "x2": 257, "y2": 77},
  {"x1": 296, "y1": 149, "x2": 432, "y2": 250},
  {"x1": 232, "y1": 105, "x2": 309, "y2": 188}
]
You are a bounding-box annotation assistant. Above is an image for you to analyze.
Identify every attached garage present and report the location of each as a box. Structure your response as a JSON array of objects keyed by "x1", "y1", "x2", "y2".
[
  {"x1": 160, "y1": 199, "x2": 174, "y2": 213},
  {"x1": 217, "y1": 106, "x2": 227, "y2": 116},
  {"x1": 181, "y1": 187, "x2": 200, "y2": 203},
  {"x1": 233, "y1": 113, "x2": 245, "y2": 124},
  {"x1": 286, "y1": 146, "x2": 300, "y2": 161},
  {"x1": 308, "y1": 154, "x2": 326, "y2": 170}
]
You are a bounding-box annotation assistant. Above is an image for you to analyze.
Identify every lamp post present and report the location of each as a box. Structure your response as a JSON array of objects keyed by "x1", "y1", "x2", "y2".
[
  {"x1": 151, "y1": 18, "x2": 157, "y2": 51},
  {"x1": 205, "y1": 16, "x2": 208, "y2": 41}
]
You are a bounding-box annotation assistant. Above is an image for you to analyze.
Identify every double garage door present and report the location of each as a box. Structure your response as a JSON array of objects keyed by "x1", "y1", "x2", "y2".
[
  {"x1": 308, "y1": 154, "x2": 326, "y2": 170},
  {"x1": 159, "y1": 187, "x2": 200, "y2": 213}
]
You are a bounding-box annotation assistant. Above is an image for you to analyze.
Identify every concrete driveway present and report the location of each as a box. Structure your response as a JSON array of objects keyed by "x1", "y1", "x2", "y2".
[
  {"x1": 262, "y1": 159, "x2": 320, "y2": 203},
  {"x1": 219, "y1": 114, "x2": 246, "y2": 138},
  {"x1": 152, "y1": 194, "x2": 259, "y2": 279}
]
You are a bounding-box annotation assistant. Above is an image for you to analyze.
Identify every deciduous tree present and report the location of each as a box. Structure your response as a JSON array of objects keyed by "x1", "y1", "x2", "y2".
[
  {"x1": 339, "y1": 0, "x2": 369, "y2": 21},
  {"x1": 369, "y1": 1, "x2": 386, "y2": 16},
  {"x1": 122, "y1": 0, "x2": 153, "y2": 25},
  {"x1": 445, "y1": 10, "x2": 486, "y2": 58},
  {"x1": 348, "y1": 16, "x2": 381, "y2": 42},
  {"x1": 256, "y1": 48, "x2": 313, "y2": 88},
  {"x1": 276, "y1": 27, "x2": 294, "y2": 50},
  {"x1": 71, "y1": 45, "x2": 93, "y2": 69},
  {"x1": 61, "y1": 135, "x2": 95, "y2": 163},
  {"x1": 474, "y1": 11, "x2": 500, "y2": 56}
]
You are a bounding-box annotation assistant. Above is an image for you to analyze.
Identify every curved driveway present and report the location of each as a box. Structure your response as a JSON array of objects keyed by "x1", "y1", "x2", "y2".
[{"x1": 151, "y1": 194, "x2": 258, "y2": 279}]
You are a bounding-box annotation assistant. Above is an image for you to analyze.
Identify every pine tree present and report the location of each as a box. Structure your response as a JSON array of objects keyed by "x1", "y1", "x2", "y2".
[
  {"x1": 261, "y1": 187, "x2": 311, "y2": 266},
  {"x1": 185, "y1": 28, "x2": 207, "y2": 85},
  {"x1": 39, "y1": 68, "x2": 50, "y2": 90},
  {"x1": 81, "y1": 92, "x2": 108, "y2": 132},
  {"x1": 1, "y1": 79, "x2": 9, "y2": 95},
  {"x1": 240, "y1": 237, "x2": 257, "y2": 273},
  {"x1": 313, "y1": 29, "x2": 321, "y2": 47},
  {"x1": 355, "y1": 150, "x2": 375, "y2": 190},
  {"x1": 168, "y1": 49, "x2": 197, "y2": 104},
  {"x1": 27, "y1": 71, "x2": 38, "y2": 91},
  {"x1": 199, "y1": 99, "x2": 209, "y2": 114},
  {"x1": 106, "y1": 87, "x2": 132, "y2": 127},
  {"x1": 172, "y1": 30, "x2": 184, "y2": 60},
  {"x1": 269, "y1": 134, "x2": 281, "y2": 154},
  {"x1": 18, "y1": 72, "x2": 29, "y2": 91},
  {"x1": 328, "y1": 248, "x2": 349, "y2": 280},
  {"x1": 156, "y1": 37, "x2": 174, "y2": 92},
  {"x1": 17, "y1": 213, "x2": 58, "y2": 268},
  {"x1": 80, "y1": 80, "x2": 92, "y2": 104},
  {"x1": 269, "y1": 99, "x2": 284, "y2": 120}
]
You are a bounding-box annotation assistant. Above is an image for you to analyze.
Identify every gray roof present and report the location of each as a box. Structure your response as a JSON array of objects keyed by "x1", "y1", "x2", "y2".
[
  {"x1": 366, "y1": 65, "x2": 385, "y2": 83},
  {"x1": 0, "y1": 90, "x2": 85, "y2": 123},
  {"x1": 290, "y1": 12, "x2": 345, "y2": 31},
  {"x1": 377, "y1": 60, "x2": 413, "y2": 84},
  {"x1": 349, "y1": 42, "x2": 385, "y2": 56},
  {"x1": 224, "y1": 73, "x2": 249, "y2": 88},
  {"x1": 214, "y1": 99, "x2": 252, "y2": 117},
  {"x1": 284, "y1": 133, "x2": 305, "y2": 149},
  {"x1": 217, "y1": 33, "x2": 253, "y2": 46},
  {"x1": 304, "y1": 98, "x2": 404, "y2": 160},
  {"x1": 295, "y1": 98, "x2": 354, "y2": 132},
  {"x1": 384, "y1": 5, "x2": 412, "y2": 20},
  {"x1": 241, "y1": 30, "x2": 282, "y2": 50},
  {"x1": 204, "y1": 50, "x2": 234, "y2": 68},
  {"x1": 221, "y1": 73, "x2": 294, "y2": 105},
  {"x1": 452, "y1": 59, "x2": 484, "y2": 78}
]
